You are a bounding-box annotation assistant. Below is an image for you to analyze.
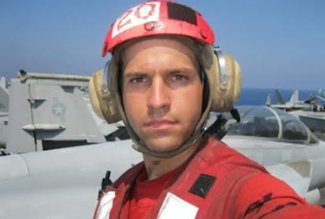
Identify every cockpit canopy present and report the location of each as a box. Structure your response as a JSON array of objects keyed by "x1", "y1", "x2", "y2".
[{"x1": 223, "y1": 106, "x2": 319, "y2": 144}]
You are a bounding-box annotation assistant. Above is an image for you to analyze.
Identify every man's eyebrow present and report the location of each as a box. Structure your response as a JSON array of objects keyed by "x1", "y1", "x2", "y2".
[{"x1": 123, "y1": 72, "x2": 147, "y2": 78}]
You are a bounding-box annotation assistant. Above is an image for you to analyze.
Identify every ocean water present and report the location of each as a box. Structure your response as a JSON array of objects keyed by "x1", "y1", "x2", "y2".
[{"x1": 236, "y1": 88, "x2": 316, "y2": 106}]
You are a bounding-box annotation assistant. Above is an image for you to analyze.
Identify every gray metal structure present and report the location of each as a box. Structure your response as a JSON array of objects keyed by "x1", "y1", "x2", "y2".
[
  {"x1": 5, "y1": 72, "x2": 120, "y2": 153},
  {"x1": 0, "y1": 76, "x2": 9, "y2": 113},
  {"x1": 0, "y1": 76, "x2": 9, "y2": 149}
]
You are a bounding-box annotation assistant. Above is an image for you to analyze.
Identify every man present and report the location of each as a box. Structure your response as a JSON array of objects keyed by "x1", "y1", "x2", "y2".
[{"x1": 90, "y1": 1, "x2": 325, "y2": 218}]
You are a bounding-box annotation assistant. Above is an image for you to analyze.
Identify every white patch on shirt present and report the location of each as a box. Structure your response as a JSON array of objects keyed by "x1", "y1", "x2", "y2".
[
  {"x1": 111, "y1": 2, "x2": 161, "y2": 38},
  {"x1": 95, "y1": 191, "x2": 116, "y2": 219},
  {"x1": 158, "y1": 192, "x2": 198, "y2": 219}
]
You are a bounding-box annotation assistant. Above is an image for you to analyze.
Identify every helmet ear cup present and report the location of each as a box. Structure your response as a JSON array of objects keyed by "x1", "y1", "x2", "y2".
[
  {"x1": 88, "y1": 68, "x2": 121, "y2": 123},
  {"x1": 209, "y1": 53, "x2": 242, "y2": 112}
]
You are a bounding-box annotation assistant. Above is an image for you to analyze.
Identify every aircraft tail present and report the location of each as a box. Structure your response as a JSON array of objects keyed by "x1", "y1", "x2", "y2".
[
  {"x1": 288, "y1": 90, "x2": 299, "y2": 105},
  {"x1": 275, "y1": 89, "x2": 285, "y2": 104},
  {"x1": 265, "y1": 94, "x2": 272, "y2": 106},
  {"x1": 318, "y1": 89, "x2": 325, "y2": 98}
]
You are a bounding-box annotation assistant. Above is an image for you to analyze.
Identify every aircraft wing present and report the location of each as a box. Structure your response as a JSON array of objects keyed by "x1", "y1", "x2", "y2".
[
  {"x1": 266, "y1": 161, "x2": 311, "y2": 199},
  {"x1": 266, "y1": 158, "x2": 325, "y2": 204},
  {"x1": 0, "y1": 140, "x2": 142, "y2": 219}
]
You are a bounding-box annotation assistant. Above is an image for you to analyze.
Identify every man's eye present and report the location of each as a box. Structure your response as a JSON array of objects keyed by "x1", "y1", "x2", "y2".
[
  {"x1": 129, "y1": 76, "x2": 147, "y2": 84},
  {"x1": 171, "y1": 74, "x2": 187, "y2": 82}
]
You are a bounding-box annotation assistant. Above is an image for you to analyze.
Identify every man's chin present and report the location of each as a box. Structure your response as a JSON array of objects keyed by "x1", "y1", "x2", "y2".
[{"x1": 144, "y1": 137, "x2": 183, "y2": 153}]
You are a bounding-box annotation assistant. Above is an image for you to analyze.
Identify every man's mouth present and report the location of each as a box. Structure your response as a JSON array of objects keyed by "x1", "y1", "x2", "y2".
[{"x1": 145, "y1": 119, "x2": 176, "y2": 129}]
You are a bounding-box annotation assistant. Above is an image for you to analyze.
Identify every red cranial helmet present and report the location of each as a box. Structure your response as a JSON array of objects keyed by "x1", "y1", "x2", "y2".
[{"x1": 101, "y1": 0, "x2": 215, "y2": 56}]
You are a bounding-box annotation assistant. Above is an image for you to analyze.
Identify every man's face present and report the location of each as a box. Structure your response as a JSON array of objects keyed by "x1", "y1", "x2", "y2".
[{"x1": 121, "y1": 38, "x2": 203, "y2": 153}]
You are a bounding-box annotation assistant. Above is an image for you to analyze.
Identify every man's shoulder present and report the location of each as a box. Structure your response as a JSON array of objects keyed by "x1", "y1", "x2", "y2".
[
  {"x1": 199, "y1": 135, "x2": 266, "y2": 173},
  {"x1": 233, "y1": 172, "x2": 325, "y2": 218}
]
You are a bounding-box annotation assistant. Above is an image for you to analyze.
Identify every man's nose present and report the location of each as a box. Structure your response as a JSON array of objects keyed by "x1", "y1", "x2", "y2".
[{"x1": 147, "y1": 77, "x2": 170, "y2": 111}]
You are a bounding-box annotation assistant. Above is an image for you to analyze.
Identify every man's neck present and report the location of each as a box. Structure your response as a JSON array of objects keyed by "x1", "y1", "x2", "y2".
[{"x1": 142, "y1": 142, "x2": 200, "y2": 181}]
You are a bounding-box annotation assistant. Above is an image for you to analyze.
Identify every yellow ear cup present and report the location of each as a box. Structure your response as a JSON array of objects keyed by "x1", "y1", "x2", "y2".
[
  {"x1": 88, "y1": 69, "x2": 121, "y2": 123},
  {"x1": 207, "y1": 54, "x2": 242, "y2": 112}
]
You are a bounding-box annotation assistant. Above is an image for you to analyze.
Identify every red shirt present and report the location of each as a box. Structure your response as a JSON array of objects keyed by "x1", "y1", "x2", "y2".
[
  {"x1": 94, "y1": 136, "x2": 325, "y2": 219},
  {"x1": 123, "y1": 167, "x2": 181, "y2": 219}
]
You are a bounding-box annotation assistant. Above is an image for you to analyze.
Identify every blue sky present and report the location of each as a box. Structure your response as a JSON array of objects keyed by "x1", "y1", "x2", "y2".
[{"x1": 0, "y1": 0, "x2": 324, "y2": 89}]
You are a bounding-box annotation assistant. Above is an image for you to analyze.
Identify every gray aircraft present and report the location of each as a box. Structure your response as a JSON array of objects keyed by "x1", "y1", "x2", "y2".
[
  {"x1": 211, "y1": 106, "x2": 325, "y2": 205},
  {"x1": 266, "y1": 89, "x2": 322, "y2": 111},
  {"x1": 0, "y1": 72, "x2": 324, "y2": 218},
  {"x1": 266, "y1": 89, "x2": 325, "y2": 140}
]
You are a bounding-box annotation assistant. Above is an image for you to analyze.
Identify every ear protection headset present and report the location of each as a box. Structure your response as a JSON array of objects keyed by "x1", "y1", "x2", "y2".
[
  {"x1": 89, "y1": 47, "x2": 242, "y2": 123},
  {"x1": 88, "y1": 0, "x2": 242, "y2": 157}
]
